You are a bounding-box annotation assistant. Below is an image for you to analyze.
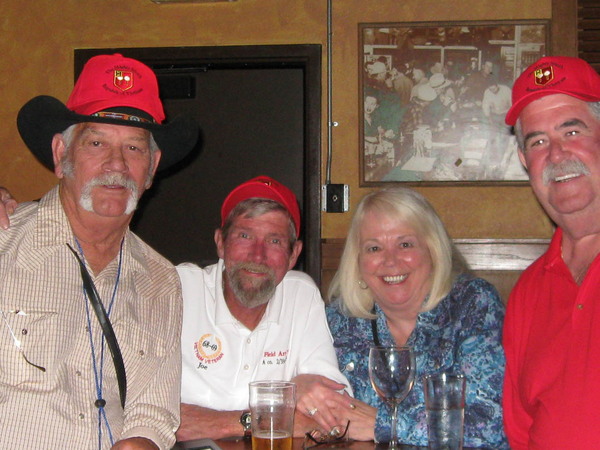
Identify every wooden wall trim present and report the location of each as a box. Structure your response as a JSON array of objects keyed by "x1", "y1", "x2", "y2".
[
  {"x1": 453, "y1": 238, "x2": 550, "y2": 271},
  {"x1": 552, "y1": 0, "x2": 578, "y2": 56}
]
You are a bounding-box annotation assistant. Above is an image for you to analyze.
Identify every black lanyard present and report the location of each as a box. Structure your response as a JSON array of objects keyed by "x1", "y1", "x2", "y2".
[
  {"x1": 371, "y1": 315, "x2": 381, "y2": 347},
  {"x1": 67, "y1": 243, "x2": 127, "y2": 410}
]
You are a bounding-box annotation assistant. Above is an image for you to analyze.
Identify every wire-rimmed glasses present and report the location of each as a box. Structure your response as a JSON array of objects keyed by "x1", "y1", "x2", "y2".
[
  {"x1": 303, "y1": 421, "x2": 351, "y2": 450},
  {"x1": 0, "y1": 309, "x2": 46, "y2": 372}
]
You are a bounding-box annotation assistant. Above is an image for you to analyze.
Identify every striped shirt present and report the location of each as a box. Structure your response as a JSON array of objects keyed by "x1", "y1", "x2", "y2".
[{"x1": 0, "y1": 185, "x2": 182, "y2": 450}]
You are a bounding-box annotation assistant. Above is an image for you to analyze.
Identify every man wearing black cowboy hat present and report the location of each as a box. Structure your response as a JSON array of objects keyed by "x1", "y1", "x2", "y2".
[{"x1": 0, "y1": 54, "x2": 198, "y2": 450}]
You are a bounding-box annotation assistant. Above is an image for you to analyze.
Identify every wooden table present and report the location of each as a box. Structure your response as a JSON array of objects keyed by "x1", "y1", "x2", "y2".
[{"x1": 174, "y1": 436, "x2": 485, "y2": 450}]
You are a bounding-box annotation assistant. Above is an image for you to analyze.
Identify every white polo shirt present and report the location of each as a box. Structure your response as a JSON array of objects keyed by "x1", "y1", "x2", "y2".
[{"x1": 178, "y1": 260, "x2": 351, "y2": 411}]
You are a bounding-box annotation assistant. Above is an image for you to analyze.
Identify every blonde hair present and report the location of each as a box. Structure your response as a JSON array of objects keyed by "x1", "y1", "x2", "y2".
[{"x1": 328, "y1": 187, "x2": 467, "y2": 318}]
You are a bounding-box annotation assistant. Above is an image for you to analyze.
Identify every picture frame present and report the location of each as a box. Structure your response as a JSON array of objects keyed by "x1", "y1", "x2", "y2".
[{"x1": 359, "y1": 20, "x2": 549, "y2": 185}]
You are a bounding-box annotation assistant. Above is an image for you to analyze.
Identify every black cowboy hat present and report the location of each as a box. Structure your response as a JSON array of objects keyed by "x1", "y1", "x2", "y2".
[
  {"x1": 17, "y1": 54, "x2": 199, "y2": 171},
  {"x1": 17, "y1": 95, "x2": 199, "y2": 171}
]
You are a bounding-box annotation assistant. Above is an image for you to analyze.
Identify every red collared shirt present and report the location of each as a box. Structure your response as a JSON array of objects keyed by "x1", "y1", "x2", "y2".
[{"x1": 503, "y1": 227, "x2": 600, "y2": 449}]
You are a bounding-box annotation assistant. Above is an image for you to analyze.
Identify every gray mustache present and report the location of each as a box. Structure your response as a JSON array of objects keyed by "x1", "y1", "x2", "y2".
[{"x1": 542, "y1": 159, "x2": 590, "y2": 185}]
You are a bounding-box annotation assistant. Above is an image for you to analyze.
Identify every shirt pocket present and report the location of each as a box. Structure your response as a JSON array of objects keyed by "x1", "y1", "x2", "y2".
[
  {"x1": 0, "y1": 309, "x2": 58, "y2": 385},
  {"x1": 110, "y1": 322, "x2": 169, "y2": 389}
]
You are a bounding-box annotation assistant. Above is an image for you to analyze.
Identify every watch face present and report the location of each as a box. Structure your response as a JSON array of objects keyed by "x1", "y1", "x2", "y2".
[{"x1": 241, "y1": 412, "x2": 252, "y2": 429}]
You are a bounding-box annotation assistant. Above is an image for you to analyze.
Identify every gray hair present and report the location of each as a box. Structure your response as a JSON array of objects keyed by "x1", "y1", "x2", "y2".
[
  {"x1": 60, "y1": 123, "x2": 159, "y2": 186},
  {"x1": 328, "y1": 187, "x2": 468, "y2": 319},
  {"x1": 514, "y1": 100, "x2": 600, "y2": 150},
  {"x1": 221, "y1": 198, "x2": 298, "y2": 251}
]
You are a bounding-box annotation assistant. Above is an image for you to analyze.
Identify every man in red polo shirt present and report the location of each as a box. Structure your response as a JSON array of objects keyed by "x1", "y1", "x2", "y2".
[{"x1": 504, "y1": 56, "x2": 600, "y2": 449}]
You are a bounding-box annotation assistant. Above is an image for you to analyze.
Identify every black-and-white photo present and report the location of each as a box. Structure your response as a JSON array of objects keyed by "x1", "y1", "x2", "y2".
[{"x1": 360, "y1": 20, "x2": 549, "y2": 185}]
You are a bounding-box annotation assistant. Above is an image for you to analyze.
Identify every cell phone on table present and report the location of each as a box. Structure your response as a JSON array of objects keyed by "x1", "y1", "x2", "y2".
[{"x1": 174, "y1": 438, "x2": 226, "y2": 450}]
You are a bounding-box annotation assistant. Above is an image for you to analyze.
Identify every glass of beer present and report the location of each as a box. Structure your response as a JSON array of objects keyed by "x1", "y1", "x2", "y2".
[{"x1": 249, "y1": 380, "x2": 296, "y2": 450}]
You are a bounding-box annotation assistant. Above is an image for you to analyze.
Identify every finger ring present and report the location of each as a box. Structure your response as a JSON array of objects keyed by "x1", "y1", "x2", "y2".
[
  {"x1": 329, "y1": 426, "x2": 341, "y2": 437},
  {"x1": 308, "y1": 407, "x2": 318, "y2": 416},
  {"x1": 350, "y1": 403, "x2": 356, "y2": 410}
]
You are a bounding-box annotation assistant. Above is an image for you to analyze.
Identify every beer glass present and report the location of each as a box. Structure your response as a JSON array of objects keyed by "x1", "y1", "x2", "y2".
[{"x1": 249, "y1": 381, "x2": 296, "y2": 450}]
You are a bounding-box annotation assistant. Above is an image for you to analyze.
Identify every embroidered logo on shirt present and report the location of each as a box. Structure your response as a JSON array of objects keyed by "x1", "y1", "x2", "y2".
[
  {"x1": 194, "y1": 334, "x2": 224, "y2": 370},
  {"x1": 261, "y1": 349, "x2": 289, "y2": 366}
]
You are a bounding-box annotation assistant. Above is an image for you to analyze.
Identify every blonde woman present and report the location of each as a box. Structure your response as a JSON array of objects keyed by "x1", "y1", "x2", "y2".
[{"x1": 326, "y1": 187, "x2": 508, "y2": 449}]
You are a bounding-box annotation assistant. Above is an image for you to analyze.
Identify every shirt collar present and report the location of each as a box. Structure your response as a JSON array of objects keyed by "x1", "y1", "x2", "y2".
[
  {"x1": 543, "y1": 227, "x2": 568, "y2": 273},
  {"x1": 30, "y1": 185, "x2": 148, "y2": 278}
]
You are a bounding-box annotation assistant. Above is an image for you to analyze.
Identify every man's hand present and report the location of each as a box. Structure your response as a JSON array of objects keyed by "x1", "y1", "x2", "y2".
[
  {"x1": 0, "y1": 187, "x2": 17, "y2": 230},
  {"x1": 292, "y1": 374, "x2": 351, "y2": 435},
  {"x1": 111, "y1": 437, "x2": 159, "y2": 450},
  {"x1": 177, "y1": 403, "x2": 244, "y2": 442}
]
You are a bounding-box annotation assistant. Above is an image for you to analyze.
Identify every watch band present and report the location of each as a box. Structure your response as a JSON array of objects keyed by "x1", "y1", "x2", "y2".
[{"x1": 240, "y1": 411, "x2": 252, "y2": 438}]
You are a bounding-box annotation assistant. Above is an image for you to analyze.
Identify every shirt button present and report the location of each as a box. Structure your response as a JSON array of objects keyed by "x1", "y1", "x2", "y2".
[
  {"x1": 76, "y1": 370, "x2": 82, "y2": 377},
  {"x1": 345, "y1": 362, "x2": 355, "y2": 372},
  {"x1": 246, "y1": 338, "x2": 251, "y2": 344},
  {"x1": 577, "y1": 304, "x2": 584, "y2": 310},
  {"x1": 21, "y1": 329, "x2": 28, "y2": 335},
  {"x1": 244, "y1": 365, "x2": 250, "y2": 370},
  {"x1": 79, "y1": 413, "x2": 85, "y2": 420},
  {"x1": 139, "y1": 350, "x2": 145, "y2": 357}
]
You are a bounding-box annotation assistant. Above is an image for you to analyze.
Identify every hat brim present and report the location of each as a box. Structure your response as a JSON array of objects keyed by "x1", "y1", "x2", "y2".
[
  {"x1": 430, "y1": 80, "x2": 452, "y2": 90},
  {"x1": 17, "y1": 95, "x2": 200, "y2": 171},
  {"x1": 505, "y1": 89, "x2": 600, "y2": 126}
]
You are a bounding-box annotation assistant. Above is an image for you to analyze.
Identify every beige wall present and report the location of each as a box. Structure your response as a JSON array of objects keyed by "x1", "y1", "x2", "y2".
[{"x1": 1, "y1": 0, "x2": 556, "y2": 242}]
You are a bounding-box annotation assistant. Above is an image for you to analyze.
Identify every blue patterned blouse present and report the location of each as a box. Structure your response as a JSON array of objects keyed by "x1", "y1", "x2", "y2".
[{"x1": 326, "y1": 274, "x2": 508, "y2": 449}]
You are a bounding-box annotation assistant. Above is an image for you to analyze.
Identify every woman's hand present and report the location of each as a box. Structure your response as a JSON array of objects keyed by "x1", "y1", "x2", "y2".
[
  {"x1": 329, "y1": 394, "x2": 377, "y2": 441},
  {"x1": 292, "y1": 374, "x2": 350, "y2": 434},
  {"x1": 0, "y1": 187, "x2": 17, "y2": 230}
]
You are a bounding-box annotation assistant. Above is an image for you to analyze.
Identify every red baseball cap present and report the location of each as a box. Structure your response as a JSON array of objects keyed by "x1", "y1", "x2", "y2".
[
  {"x1": 505, "y1": 56, "x2": 600, "y2": 126},
  {"x1": 66, "y1": 53, "x2": 165, "y2": 123},
  {"x1": 221, "y1": 176, "x2": 301, "y2": 237}
]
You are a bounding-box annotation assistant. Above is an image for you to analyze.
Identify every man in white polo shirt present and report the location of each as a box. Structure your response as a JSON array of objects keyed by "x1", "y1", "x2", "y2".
[{"x1": 176, "y1": 176, "x2": 352, "y2": 442}]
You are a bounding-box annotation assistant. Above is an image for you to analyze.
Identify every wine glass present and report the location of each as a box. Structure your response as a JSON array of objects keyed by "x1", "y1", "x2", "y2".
[{"x1": 369, "y1": 346, "x2": 416, "y2": 450}]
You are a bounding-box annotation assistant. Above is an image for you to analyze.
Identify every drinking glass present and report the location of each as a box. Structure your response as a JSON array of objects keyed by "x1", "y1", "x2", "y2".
[
  {"x1": 369, "y1": 346, "x2": 416, "y2": 450},
  {"x1": 249, "y1": 381, "x2": 296, "y2": 450}
]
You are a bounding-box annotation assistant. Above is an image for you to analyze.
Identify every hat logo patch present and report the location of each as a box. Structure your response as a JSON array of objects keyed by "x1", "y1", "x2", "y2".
[
  {"x1": 114, "y1": 70, "x2": 133, "y2": 91},
  {"x1": 534, "y1": 66, "x2": 554, "y2": 86}
]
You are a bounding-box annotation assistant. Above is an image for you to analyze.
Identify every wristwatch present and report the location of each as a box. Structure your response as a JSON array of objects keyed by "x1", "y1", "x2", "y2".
[{"x1": 240, "y1": 411, "x2": 252, "y2": 438}]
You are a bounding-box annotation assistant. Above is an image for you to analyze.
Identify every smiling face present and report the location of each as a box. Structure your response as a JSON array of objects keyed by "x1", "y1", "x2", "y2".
[
  {"x1": 53, "y1": 122, "x2": 160, "y2": 219},
  {"x1": 358, "y1": 209, "x2": 433, "y2": 316},
  {"x1": 364, "y1": 96, "x2": 379, "y2": 115},
  {"x1": 518, "y1": 94, "x2": 600, "y2": 228},
  {"x1": 216, "y1": 210, "x2": 302, "y2": 308}
]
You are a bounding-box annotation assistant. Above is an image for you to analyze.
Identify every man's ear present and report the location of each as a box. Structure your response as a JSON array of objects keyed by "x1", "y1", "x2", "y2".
[
  {"x1": 144, "y1": 149, "x2": 162, "y2": 189},
  {"x1": 287, "y1": 240, "x2": 303, "y2": 271},
  {"x1": 518, "y1": 148, "x2": 528, "y2": 170},
  {"x1": 52, "y1": 134, "x2": 67, "y2": 179},
  {"x1": 215, "y1": 228, "x2": 225, "y2": 260}
]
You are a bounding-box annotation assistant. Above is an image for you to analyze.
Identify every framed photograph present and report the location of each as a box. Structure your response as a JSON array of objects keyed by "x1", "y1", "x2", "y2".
[{"x1": 360, "y1": 20, "x2": 549, "y2": 185}]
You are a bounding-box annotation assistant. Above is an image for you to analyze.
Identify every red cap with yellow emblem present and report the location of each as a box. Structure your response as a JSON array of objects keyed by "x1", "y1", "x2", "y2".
[
  {"x1": 66, "y1": 53, "x2": 166, "y2": 123},
  {"x1": 506, "y1": 56, "x2": 600, "y2": 126}
]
